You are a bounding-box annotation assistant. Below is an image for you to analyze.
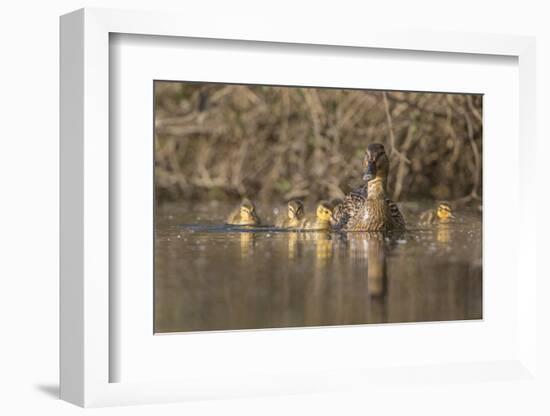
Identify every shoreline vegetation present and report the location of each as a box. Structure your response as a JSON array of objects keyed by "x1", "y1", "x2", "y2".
[{"x1": 154, "y1": 82, "x2": 482, "y2": 207}]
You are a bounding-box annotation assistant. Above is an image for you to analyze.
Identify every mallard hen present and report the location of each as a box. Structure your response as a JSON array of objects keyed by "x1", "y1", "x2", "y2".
[{"x1": 334, "y1": 143, "x2": 405, "y2": 232}]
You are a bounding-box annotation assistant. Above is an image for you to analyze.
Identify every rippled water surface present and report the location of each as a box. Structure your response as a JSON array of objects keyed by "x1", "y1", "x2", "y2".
[{"x1": 155, "y1": 202, "x2": 482, "y2": 333}]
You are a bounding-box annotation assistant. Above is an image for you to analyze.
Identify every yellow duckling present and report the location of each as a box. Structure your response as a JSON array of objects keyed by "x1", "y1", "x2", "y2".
[
  {"x1": 276, "y1": 200, "x2": 305, "y2": 228},
  {"x1": 301, "y1": 201, "x2": 334, "y2": 231},
  {"x1": 226, "y1": 199, "x2": 261, "y2": 226},
  {"x1": 419, "y1": 201, "x2": 456, "y2": 225}
]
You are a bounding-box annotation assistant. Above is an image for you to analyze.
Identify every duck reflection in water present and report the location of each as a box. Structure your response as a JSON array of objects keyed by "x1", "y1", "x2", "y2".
[
  {"x1": 302, "y1": 231, "x2": 335, "y2": 325},
  {"x1": 287, "y1": 231, "x2": 300, "y2": 260},
  {"x1": 340, "y1": 232, "x2": 388, "y2": 299},
  {"x1": 238, "y1": 231, "x2": 256, "y2": 258},
  {"x1": 436, "y1": 224, "x2": 452, "y2": 244},
  {"x1": 286, "y1": 229, "x2": 333, "y2": 263},
  {"x1": 314, "y1": 231, "x2": 333, "y2": 264}
]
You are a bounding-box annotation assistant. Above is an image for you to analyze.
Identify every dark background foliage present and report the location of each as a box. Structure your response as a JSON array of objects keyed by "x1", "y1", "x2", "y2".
[{"x1": 154, "y1": 82, "x2": 482, "y2": 205}]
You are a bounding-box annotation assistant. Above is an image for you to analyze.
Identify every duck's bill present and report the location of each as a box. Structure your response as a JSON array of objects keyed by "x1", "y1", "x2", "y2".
[{"x1": 363, "y1": 162, "x2": 376, "y2": 181}]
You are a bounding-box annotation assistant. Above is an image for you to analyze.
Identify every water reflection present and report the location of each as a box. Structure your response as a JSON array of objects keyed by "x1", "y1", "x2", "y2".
[
  {"x1": 339, "y1": 232, "x2": 387, "y2": 298},
  {"x1": 433, "y1": 222, "x2": 448, "y2": 243},
  {"x1": 238, "y1": 231, "x2": 256, "y2": 258},
  {"x1": 154, "y1": 202, "x2": 482, "y2": 333}
]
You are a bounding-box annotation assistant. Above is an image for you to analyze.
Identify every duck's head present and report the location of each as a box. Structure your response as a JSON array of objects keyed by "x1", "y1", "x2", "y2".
[
  {"x1": 437, "y1": 202, "x2": 456, "y2": 221},
  {"x1": 240, "y1": 199, "x2": 257, "y2": 221},
  {"x1": 316, "y1": 201, "x2": 334, "y2": 222},
  {"x1": 287, "y1": 200, "x2": 304, "y2": 220},
  {"x1": 363, "y1": 143, "x2": 389, "y2": 182}
]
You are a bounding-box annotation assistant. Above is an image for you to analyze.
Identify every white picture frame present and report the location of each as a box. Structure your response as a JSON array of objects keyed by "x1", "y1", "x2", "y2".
[{"x1": 60, "y1": 7, "x2": 537, "y2": 407}]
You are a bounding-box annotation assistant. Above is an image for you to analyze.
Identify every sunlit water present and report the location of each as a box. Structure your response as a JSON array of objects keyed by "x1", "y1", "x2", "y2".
[{"x1": 155, "y1": 202, "x2": 482, "y2": 333}]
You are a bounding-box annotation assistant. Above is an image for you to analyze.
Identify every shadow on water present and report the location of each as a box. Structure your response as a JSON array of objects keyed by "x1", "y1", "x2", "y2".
[{"x1": 154, "y1": 202, "x2": 482, "y2": 333}]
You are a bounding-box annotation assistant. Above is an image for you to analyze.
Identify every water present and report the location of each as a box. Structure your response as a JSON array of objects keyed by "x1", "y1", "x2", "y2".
[{"x1": 154, "y1": 202, "x2": 482, "y2": 333}]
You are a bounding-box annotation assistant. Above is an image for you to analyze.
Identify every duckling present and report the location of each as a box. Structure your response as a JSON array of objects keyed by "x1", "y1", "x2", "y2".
[
  {"x1": 334, "y1": 143, "x2": 405, "y2": 231},
  {"x1": 226, "y1": 199, "x2": 261, "y2": 226},
  {"x1": 276, "y1": 200, "x2": 305, "y2": 228},
  {"x1": 419, "y1": 202, "x2": 456, "y2": 225},
  {"x1": 301, "y1": 201, "x2": 334, "y2": 231}
]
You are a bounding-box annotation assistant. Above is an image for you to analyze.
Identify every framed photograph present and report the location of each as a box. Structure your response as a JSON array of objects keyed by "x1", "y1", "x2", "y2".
[
  {"x1": 152, "y1": 80, "x2": 483, "y2": 334},
  {"x1": 60, "y1": 8, "x2": 538, "y2": 407}
]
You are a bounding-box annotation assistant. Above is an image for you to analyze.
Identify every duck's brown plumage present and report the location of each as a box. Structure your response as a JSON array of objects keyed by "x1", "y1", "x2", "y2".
[
  {"x1": 334, "y1": 143, "x2": 405, "y2": 232},
  {"x1": 343, "y1": 178, "x2": 404, "y2": 232}
]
